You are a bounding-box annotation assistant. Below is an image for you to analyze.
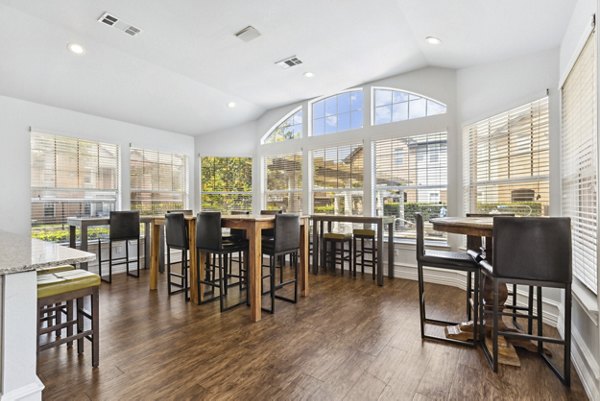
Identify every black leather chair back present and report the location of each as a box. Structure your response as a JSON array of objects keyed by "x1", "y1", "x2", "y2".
[
  {"x1": 167, "y1": 209, "x2": 193, "y2": 216},
  {"x1": 165, "y1": 213, "x2": 188, "y2": 249},
  {"x1": 273, "y1": 214, "x2": 300, "y2": 254},
  {"x1": 109, "y1": 211, "x2": 140, "y2": 241},
  {"x1": 196, "y1": 211, "x2": 223, "y2": 252},
  {"x1": 415, "y1": 213, "x2": 425, "y2": 260},
  {"x1": 493, "y1": 217, "x2": 572, "y2": 283}
]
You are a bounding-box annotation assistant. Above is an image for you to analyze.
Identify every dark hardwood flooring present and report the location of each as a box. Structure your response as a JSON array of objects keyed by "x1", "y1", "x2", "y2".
[{"x1": 38, "y1": 268, "x2": 588, "y2": 400}]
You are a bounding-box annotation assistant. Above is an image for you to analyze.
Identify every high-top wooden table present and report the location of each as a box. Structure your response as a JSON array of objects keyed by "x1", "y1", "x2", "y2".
[
  {"x1": 430, "y1": 216, "x2": 525, "y2": 367},
  {"x1": 310, "y1": 214, "x2": 396, "y2": 286},
  {"x1": 149, "y1": 214, "x2": 310, "y2": 322},
  {"x1": 67, "y1": 216, "x2": 153, "y2": 270}
]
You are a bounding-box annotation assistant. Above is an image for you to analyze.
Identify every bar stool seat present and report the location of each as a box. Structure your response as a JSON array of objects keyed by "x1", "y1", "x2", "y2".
[
  {"x1": 37, "y1": 269, "x2": 100, "y2": 368},
  {"x1": 322, "y1": 232, "x2": 352, "y2": 275},
  {"x1": 352, "y1": 229, "x2": 376, "y2": 279}
]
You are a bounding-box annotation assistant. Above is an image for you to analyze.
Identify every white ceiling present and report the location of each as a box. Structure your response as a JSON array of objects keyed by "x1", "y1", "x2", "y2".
[{"x1": 0, "y1": 0, "x2": 574, "y2": 135}]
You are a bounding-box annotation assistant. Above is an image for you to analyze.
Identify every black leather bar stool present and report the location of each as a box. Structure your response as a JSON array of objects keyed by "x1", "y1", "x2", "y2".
[
  {"x1": 98, "y1": 211, "x2": 141, "y2": 283},
  {"x1": 196, "y1": 211, "x2": 249, "y2": 312},
  {"x1": 261, "y1": 214, "x2": 300, "y2": 314},
  {"x1": 352, "y1": 229, "x2": 376, "y2": 279},
  {"x1": 322, "y1": 232, "x2": 352, "y2": 275},
  {"x1": 415, "y1": 213, "x2": 480, "y2": 345},
  {"x1": 165, "y1": 212, "x2": 189, "y2": 301},
  {"x1": 479, "y1": 217, "x2": 572, "y2": 386}
]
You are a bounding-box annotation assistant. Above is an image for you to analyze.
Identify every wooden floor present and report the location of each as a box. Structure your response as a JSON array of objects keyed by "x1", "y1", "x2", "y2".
[{"x1": 38, "y1": 267, "x2": 588, "y2": 401}]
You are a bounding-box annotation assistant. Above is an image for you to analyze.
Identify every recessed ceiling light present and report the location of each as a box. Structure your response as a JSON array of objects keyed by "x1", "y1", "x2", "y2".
[
  {"x1": 303, "y1": 72, "x2": 314, "y2": 78},
  {"x1": 425, "y1": 36, "x2": 441, "y2": 45},
  {"x1": 227, "y1": 101, "x2": 237, "y2": 108},
  {"x1": 67, "y1": 43, "x2": 85, "y2": 55}
]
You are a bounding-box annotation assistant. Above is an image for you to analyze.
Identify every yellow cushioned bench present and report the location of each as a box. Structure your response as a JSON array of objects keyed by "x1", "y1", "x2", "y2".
[
  {"x1": 322, "y1": 232, "x2": 352, "y2": 240},
  {"x1": 352, "y1": 229, "x2": 376, "y2": 237},
  {"x1": 37, "y1": 270, "x2": 101, "y2": 298}
]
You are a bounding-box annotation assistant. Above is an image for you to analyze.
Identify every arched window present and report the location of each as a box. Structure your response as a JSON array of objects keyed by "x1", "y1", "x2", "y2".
[
  {"x1": 372, "y1": 88, "x2": 446, "y2": 125},
  {"x1": 311, "y1": 89, "x2": 363, "y2": 136},
  {"x1": 262, "y1": 108, "x2": 303, "y2": 144}
]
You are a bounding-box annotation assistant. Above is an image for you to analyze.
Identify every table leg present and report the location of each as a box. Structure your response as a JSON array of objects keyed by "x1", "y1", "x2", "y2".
[
  {"x1": 320, "y1": 221, "x2": 325, "y2": 271},
  {"x1": 150, "y1": 223, "x2": 160, "y2": 290},
  {"x1": 300, "y1": 221, "x2": 309, "y2": 297},
  {"x1": 377, "y1": 222, "x2": 384, "y2": 286},
  {"x1": 69, "y1": 225, "x2": 76, "y2": 249},
  {"x1": 81, "y1": 223, "x2": 89, "y2": 271},
  {"x1": 312, "y1": 220, "x2": 319, "y2": 275},
  {"x1": 143, "y1": 222, "x2": 150, "y2": 269},
  {"x1": 387, "y1": 222, "x2": 394, "y2": 279},
  {"x1": 188, "y1": 219, "x2": 197, "y2": 303},
  {"x1": 249, "y1": 223, "x2": 262, "y2": 322},
  {"x1": 198, "y1": 251, "x2": 207, "y2": 304}
]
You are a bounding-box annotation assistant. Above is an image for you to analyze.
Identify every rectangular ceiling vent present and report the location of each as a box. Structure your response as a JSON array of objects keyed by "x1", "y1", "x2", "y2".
[
  {"x1": 235, "y1": 26, "x2": 261, "y2": 42},
  {"x1": 275, "y1": 55, "x2": 303, "y2": 69},
  {"x1": 97, "y1": 12, "x2": 142, "y2": 37}
]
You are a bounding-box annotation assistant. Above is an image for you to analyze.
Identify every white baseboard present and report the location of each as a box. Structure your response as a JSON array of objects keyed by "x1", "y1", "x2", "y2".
[{"x1": 0, "y1": 377, "x2": 44, "y2": 401}]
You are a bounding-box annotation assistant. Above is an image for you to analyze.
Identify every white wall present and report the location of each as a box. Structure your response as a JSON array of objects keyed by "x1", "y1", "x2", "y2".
[
  {"x1": 558, "y1": 1, "x2": 600, "y2": 399},
  {"x1": 0, "y1": 94, "x2": 196, "y2": 236}
]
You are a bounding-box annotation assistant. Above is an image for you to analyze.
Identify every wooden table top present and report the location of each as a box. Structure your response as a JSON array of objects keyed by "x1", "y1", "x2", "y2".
[{"x1": 430, "y1": 216, "x2": 494, "y2": 237}]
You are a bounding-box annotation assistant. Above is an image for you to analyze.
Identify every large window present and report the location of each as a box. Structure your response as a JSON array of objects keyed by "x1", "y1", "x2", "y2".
[
  {"x1": 373, "y1": 88, "x2": 446, "y2": 125},
  {"x1": 561, "y1": 31, "x2": 597, "y2": 294},
  {"x1": 31, "y1": 132, "x2": 119, "y2": 242},
  {"x1": 375, "y1": 132, "x2": 448, "y2": 242},
  {"x1": 200, "y1": 156, "x2": 252, "y2": 212},
  {"x1": 130, "y1": 148, "x2": 187, "y2": 215},
  {"x1": 263, "y1": 108, "x2": 302, "y2": 144},
  {"x1": 312, "y1": 144, "x2": 364, "y2": 217},
  {"x1": 312, "y1": 90, "x2": 363, "y2": 136},
  {"x1": 264, "y1": 153, "x2": 302, "y2": 212},
  {"x1": 464, "y1": 97, "x2": 550, "y2": 217}
]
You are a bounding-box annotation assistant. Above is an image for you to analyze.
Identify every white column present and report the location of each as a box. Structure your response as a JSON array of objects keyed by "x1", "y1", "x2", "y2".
[{"x1": 0, "y1": 271, "x2": 44, "y2": 401}]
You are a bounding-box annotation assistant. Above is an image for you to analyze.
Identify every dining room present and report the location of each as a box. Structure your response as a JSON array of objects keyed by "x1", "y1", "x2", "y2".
[{"x1": 0, "y1": 0, "x2": 598, "y2": 400}]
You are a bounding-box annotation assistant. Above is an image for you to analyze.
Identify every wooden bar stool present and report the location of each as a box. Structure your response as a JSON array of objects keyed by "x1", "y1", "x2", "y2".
[
  {"x1": 322, "y1": 232, "x2": 352, "y2": 275},
  {"x1": 37, "y1": 269, "x2": 100, "y2": 368},
  {"x1": 352, "y1": 229, "x2": 376, "y2": 280}
]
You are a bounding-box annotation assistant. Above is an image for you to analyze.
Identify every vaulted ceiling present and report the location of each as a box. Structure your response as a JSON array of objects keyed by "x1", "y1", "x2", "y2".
[{"x1": 0, "y1": 0, "x2": 574, "y2": 135}]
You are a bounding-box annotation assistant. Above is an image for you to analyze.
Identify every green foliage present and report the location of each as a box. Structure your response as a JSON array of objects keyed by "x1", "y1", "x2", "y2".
[
  {"x1": 383, "y1": 202, "x2": 446, "y2": 221},
  {"x1": 314, "y1": 205, "x2": 334, "y2": 214},
  {"x1": 32, "y1": 226, "x2": 110, "y2": 243},
  {"x1": 476, "y1": 202, "x2": 543, "y2": 216},
  {"x1": 201, "y1": 157, "x2": 252, "y2": 192}
]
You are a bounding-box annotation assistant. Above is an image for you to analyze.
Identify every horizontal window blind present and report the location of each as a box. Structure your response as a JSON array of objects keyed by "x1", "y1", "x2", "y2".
[
  {"x1": 130, "y1": 148, "x2": 187, "y2": 215},
  {"x1": 464, "y1": 97, "x2": 550, "y2": 217},
  {"x1": 31, "y1": 132, "x2": 119, "y2": 242},
  {"x1": 375, "y1": 132, "x2": 447, "y2": 241},
  {"x1": 264, "y1": 153, "x2": 302, "y2": 212},
  {"x1": 312, "y1": 144, "x2": 363, "y2": 217},
  {"x1": 561, "y1": 30, "x2": 598, "y2": 294},
  {"x1": 201, "y1": 156, "x2": 252, "y2": 212}
]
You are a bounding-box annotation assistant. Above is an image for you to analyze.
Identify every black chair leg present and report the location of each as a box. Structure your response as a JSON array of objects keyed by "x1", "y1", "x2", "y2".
[{"x1": 467, "y1": 272, "x2": 472, "y2": 321}]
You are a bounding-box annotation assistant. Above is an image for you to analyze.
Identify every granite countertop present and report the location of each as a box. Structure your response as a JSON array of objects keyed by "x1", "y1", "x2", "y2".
[{"x1": 0, "y1": 231, "x2": 95, "y2": 275}]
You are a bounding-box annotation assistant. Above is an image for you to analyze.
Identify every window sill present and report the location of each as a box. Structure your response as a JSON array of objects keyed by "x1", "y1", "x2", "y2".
[{"x1": 572, "y1": 279, "x2": 599, "y2": 325}]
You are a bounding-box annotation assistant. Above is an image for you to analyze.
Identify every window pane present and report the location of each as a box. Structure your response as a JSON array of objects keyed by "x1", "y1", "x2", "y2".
[
  {"x1": 313, "y1": 117, "x2": 325, "y2": 136},
  {"x1": 427, "y1": 100, "x2": 446, "y2": 115},
  {"x1": 263, "y1": 109, "x2": 303, "y2": 144},
  {"x1": 373, "y1": 88, "x2": 446, "y2": 126},
  {"x1": 311, "y1": 90, "x2": 363, "y2": 135},
  {"x1": 375, "y1": 132, "x2": 448, "y2": 242},
  {"x1": 131, "y1": 148, "x2": 188, "y2": 215},
  {"x1": 264, "y1": 152, "x2": 302, "y2": 212},
  {"x1": 325, "y1": 97, "x2": 337, "y2": 116},
  {"x1": 350, "y1": 110, "x2": 363, "y2": 129},
  {"x1": 200, "y1": 156, "x2": 252, "y2": 213},
  {"x1": 392, "y1": 102, "x2": 409, "y2": 122},
  {"x1": 375, "y1": 105, "x2": 392, "y2": 125},
  {"x1": 337, "y1": 92, "x2": 351, "y2": 113},
  {"x1": 375, "y1": 89, "x2": 393, "y2": 107},
  {"x1": 409, "y1": 98, "x2": 427, "y2": 119},
  {"x1": 338, "y1": 112, "x2": 351, "y2": 131}
]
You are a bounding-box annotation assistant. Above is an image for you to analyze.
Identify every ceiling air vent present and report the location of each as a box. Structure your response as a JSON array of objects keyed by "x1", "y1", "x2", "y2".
[
  {"x1": 235, "y1": 26, "x2": 261, "y2": 42},
  {"x1": 97, "y1": 12, "x2": 142, "y2": 37},
  {"x1": 275, "y1": 55, "x2": 303, "y2": 69}
]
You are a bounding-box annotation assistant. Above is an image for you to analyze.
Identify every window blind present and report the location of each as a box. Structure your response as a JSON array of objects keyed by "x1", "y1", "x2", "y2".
[
  {"x1": 374, "y1": 132, "x2": 447, "y2": 241},
  {"x1": 264, "y1": 153, "x2": 302, "y2": 212},
  {"x1": 31, "y1": 132, "x2": 119, "y2": 241},
  {"x1": 312, "y1": 144, "x2": 363, "y2": 216},
  {"x1": 201, "y1": 156, "x2": 252, "y2": 212},
  {"x1": 561, "y1": 30, "x2": 598, "y2": 294},
  {"x1": 130, "y1": 148, "x2": 187, "y2": 215},
  {"x1": 464, "y1": 97, "x2": 550, "y2": 217}
]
